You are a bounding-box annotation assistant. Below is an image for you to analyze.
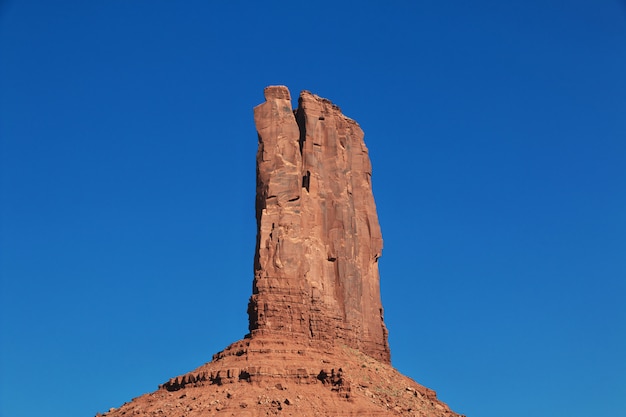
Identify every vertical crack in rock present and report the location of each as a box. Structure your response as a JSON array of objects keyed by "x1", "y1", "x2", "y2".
[{"x1": 249, "y1": 85, "x2": 390, "y2": 363}]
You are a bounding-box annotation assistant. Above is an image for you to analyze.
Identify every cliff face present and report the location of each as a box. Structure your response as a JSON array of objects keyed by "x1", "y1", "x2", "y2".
[
  {"x1": 249, "y1": 86, "x2": 390, "y2": 363},
  {"x1": 97, "y1": 87, "x2": 463, "y2": 417}
]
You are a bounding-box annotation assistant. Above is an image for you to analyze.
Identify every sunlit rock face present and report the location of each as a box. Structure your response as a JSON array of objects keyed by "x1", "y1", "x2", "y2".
[
  {"x1": 249, "y1": 86, "x2": 390, "y2": 364},
  {"x1": 98, "y1": 87, "x2": 464, "y2": 417}
]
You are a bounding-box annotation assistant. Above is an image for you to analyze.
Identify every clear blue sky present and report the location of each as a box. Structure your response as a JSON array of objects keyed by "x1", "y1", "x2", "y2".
[{"x1": 1, "y1": 1, "x2": 625, "y2": 416}]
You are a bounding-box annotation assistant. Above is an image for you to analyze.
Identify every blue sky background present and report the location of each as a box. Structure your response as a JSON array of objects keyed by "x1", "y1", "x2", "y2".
[{"x1": 1, "y1": 1, "x2": 625, "y2": 416}]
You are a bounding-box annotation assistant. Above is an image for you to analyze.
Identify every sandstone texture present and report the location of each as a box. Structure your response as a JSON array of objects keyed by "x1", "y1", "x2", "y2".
[
  {"x1": 249, "y1": 86, "x2": 389, "y2": 363},
  {"x1": 99, "y1": 339, "x2": 460, "y2": 417},
  {"x1": 98, "y1": 87, "x2": 463, "y2": 417}
]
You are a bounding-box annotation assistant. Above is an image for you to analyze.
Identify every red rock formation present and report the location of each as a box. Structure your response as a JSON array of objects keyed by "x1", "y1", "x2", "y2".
[
  {"x1": 248, "y1": 86, "x2": 390, "y2": 363},
  {"x1": 98, "y1": 87, "x2": 463, "y2": 417},
  {"x1": 100, "y1": 340, "x2": 462, "y2": 417}
]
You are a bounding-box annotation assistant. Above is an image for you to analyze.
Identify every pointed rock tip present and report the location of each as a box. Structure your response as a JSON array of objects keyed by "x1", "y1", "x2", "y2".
[
  {"x1": 299, "y1": 89, "x2": 325, "y2": 103},
  {"x1": 264, "y1": 85, "x2": 291, "y2": 101},
  {"x1": 299, "y1": 90, "x2": 357, "y2": 124}
]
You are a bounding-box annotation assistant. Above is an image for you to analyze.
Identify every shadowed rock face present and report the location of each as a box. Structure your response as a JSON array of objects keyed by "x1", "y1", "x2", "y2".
[{"x1": 248, "y1": 86, "x2": 390, "y2": 363}]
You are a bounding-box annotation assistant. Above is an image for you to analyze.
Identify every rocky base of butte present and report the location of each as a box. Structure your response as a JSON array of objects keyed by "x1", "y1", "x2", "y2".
[
  {"x1": 97, "y1": 87, "x2": 463, "y2": 417},
  {"x1": 99, "y1": 337, "x2": 461, "y2": 417}
]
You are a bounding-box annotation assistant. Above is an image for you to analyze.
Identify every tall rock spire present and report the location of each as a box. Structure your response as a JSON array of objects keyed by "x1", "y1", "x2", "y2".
[
  {"x1": 97, "y1": 87, "x2": 463, "y2": 417},
  {"x1": 249, "y1": 86, "x2": 390, "y2": 363}
]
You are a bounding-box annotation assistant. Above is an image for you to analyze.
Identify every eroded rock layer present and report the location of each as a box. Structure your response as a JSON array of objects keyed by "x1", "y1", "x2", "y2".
[
  {"x1": 248, "y1": 86, "x2": 390, "y2": 363},
  {"x1": 102, "y1": 338, "x2": 462, "y2": 417}
]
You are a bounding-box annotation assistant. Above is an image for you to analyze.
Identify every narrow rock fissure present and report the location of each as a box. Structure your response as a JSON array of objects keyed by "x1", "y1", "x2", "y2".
[
  {"x1": 296, "y1": 103, "x2": 306, "y2": 156},
  {"x1": 302, "y1": 170, "x2": 311, "y2": 192}
]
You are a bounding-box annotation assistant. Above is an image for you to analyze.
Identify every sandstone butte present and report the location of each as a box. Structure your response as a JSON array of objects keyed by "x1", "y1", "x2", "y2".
[{"x1": 98, "y1": 86, "x2": 464, "y2": 417}]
